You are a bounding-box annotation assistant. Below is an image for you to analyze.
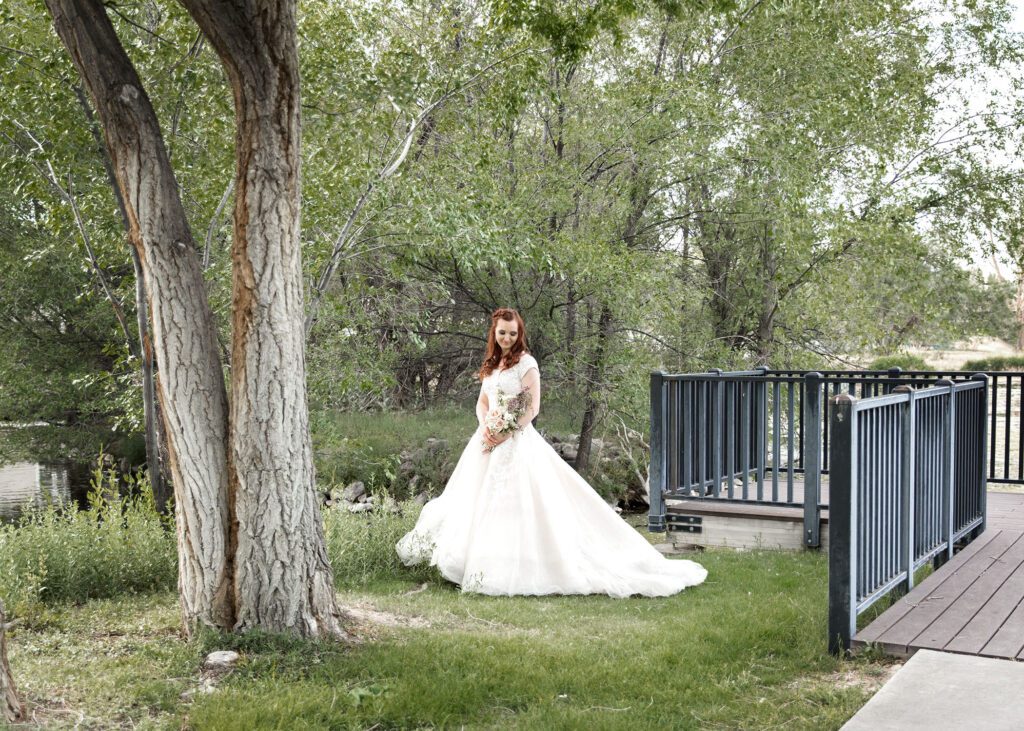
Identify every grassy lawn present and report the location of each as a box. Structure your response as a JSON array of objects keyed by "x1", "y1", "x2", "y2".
[{"x1": 7, "y1": 546, "x2": 894, "y2": 730}]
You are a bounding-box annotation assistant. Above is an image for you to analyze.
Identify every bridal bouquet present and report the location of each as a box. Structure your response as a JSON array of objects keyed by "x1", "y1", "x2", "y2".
[{"x1": 482, "y1": 387, "x2": 532, "y2": 452}]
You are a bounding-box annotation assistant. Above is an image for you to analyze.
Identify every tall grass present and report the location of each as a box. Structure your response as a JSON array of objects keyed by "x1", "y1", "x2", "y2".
[
  {"x1": 323, "y1": 497, "x2": 436, "y2": 587},
  {"x1": 0, "y1": 466, "x2": 176, "y2": 617}
]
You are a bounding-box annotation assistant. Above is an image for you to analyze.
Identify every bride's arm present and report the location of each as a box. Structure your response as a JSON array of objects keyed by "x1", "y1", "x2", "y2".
[
  {"x1": 516, "y1": 367, "x2": 541, "y2": 428},
  {"x1": 476, "y1": 383, "x2": 489, "y2": 427}
]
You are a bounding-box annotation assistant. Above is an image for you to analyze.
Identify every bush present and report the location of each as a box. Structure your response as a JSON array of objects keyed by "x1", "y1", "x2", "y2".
[
  {"x1": 322, "y1": 497, "x2": 437, "y2": 587},
  {"x1": 866, "y1": 354, "x2": 932, "y2": 371},
  {"x1": 0, "y1": 466, "x2": 177, "y2": 618},
  {"x1": 960, "y1": 356, "x2": 1024, "y2": 372}
]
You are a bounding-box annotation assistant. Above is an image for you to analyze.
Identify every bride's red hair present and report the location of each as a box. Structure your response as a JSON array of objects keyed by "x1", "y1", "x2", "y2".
[{"x1": 478, "y1": 308, "x2": 529, "y2": 379}]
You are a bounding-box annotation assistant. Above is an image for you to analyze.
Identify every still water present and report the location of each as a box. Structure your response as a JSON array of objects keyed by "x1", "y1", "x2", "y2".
[{"x1": 0, "y1": 462, "x2": 91, "y2": 523}]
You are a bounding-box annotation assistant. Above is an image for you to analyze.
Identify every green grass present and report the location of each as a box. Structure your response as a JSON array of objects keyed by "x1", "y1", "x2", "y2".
[{"x1": 5, "y1": 546, "x2": 893, "y2": 730}]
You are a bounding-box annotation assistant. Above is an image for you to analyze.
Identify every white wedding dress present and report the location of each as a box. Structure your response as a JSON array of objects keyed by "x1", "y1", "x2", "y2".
[{"x1": 396, "y1": 354, "x2": 707, "y2": 597}]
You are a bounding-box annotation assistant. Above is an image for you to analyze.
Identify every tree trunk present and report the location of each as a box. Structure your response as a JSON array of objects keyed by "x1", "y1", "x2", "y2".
[
  {"x1": 575, "y1": 304, "x2": 613, "y2": 475},
  {"x1": 1, "y1": 601, "x2": 24, "y2": 724},
  {"x1": 131, "y1": 246, "x2": 170, "y2": 513},
  {"x1": 180, "y1": 0, "x2": 343, "y2": 636},
  {"x1": 1016, "y1": 269, "x2": 1024, "y2": 351},
  {"x1": 46, "y1": 0, "x2": 234, "y2": 632},
  {"x1": 755, "y1": 219, "x2": 779, "y2": 362},
  {"x1": 76, "y1": 85, "x2": 169, "y2": 512}
]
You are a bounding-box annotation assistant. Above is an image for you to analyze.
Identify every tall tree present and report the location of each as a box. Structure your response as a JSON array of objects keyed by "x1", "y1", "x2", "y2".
[{"x1": 43, "y1": 0, "x2": 342, "y2": 636}]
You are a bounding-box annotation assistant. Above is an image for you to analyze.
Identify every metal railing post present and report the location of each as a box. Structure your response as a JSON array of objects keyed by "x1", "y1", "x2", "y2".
[
  {"x1": 649, "y1": 371, "x2": 667, "y2": 532},
  {"x1": 885, "y1": 367, "x2": 902, "y2": 394},
  {"x1": 804, "y1": 372, "x2": 823, "y2": 547},
  {"x1": 973, "y1": 373, "x2": 989, "y2": 537},
  {"x1": 755, "y1": 366, "x2": 768, "y2": 488},
  {"x1": 829, "y1": 393, "x2": 858, "y2": 654},
  {"x1": 895, "y1": 385, "x2": 916, "y2": 592},
  {"x1": 936, "y1": 379, "x2": 955, "y2": 562},
  {"x1": 711, "y1": 368, "x2": 724, "y2": 497}
]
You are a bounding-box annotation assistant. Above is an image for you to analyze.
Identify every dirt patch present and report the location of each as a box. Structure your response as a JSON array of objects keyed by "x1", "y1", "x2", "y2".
[
  {"x1": 791, "y1": 662, "x2": 902, "y2": 696},
  {"x1": 339, "y1": 601, "x2": 431, "y2": 641}
]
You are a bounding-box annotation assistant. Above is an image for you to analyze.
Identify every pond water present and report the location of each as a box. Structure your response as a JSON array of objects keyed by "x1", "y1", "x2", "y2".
[{"x1": 0, "y1": 461, "x2": 92, "y2": 523}]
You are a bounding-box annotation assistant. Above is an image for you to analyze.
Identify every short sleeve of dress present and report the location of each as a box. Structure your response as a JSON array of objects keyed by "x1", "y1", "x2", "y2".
[{"x1": 519, "y1": 354, "x2": 539, "y2": 378}]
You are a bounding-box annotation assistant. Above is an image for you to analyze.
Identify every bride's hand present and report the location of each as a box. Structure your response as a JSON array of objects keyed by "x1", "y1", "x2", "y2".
[{"x1": 482, "y1": 428, "x2": 505, "y2": 448}]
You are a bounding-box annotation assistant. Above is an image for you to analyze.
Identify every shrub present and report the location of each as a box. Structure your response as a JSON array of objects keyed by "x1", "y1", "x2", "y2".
[
  {"x1": 0, "y1": 466, "x2": 176, "y2": 617},
  {"x1": 960, "y1": 356, "x2": 1024, "y2": 372},
  {"x1": 867, "y1": 354, "x2": 932, "y2": 371},
  {"x1": 322, "y1": 497, "x2": 437, "y2": 587}
]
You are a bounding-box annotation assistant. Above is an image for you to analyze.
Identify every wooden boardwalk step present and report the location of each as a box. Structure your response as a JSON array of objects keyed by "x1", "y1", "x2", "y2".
[{"x1": 854, "y1": 528, "x2": 1024, "y2": 659}]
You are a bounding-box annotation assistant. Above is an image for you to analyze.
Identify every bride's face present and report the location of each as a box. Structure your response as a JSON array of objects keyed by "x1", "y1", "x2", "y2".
[{"x1": 495, "y1": 318, "x2": 518, "y2": 354}]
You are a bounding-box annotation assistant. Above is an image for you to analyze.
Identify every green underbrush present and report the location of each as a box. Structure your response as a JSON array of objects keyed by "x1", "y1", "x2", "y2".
[{"x1": 0, "y1": 467, "x2": 176, "y2": 619}]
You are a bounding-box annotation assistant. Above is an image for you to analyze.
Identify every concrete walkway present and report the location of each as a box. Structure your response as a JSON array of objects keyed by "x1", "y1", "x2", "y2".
[{"x1": 842, "y1": 649, "x2": 1024, "y2": 730}]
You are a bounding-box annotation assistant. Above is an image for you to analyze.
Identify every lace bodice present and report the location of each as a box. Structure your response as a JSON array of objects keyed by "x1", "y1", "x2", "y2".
[{"x1": 481, "y1": 354, "x2": 539, "y2": 405}]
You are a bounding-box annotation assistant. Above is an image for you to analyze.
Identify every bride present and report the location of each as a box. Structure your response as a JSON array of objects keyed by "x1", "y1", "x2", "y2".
[{"x1": 396, "y1": 308, "x2": 706, "y2": 597}]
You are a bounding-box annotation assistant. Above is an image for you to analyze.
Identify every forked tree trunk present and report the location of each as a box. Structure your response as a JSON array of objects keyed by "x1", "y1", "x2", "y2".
[
  {"x1": 47, "y1": 0, "x2": 343, "y2": 638},
  {"x1": 179, "y1": 0, "x2": 343, "y2": 636},
  {"x1": 46, "y1": 0, "x2": 234, "y2": 631},
  {"x1": 1, "y1": 601, "x2": 24, "y2": 724}
]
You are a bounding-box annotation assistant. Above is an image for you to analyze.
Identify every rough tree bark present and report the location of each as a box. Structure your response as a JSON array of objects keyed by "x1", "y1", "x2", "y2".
[
  {"x1": 173, "y1": 0, "x2": 343, "y2": 635},
  {"x1": 76, "y1": 86, "x2": 169, "y2": 511},
  {"x1": 45, "y1": 0, "x2": 233, "y2": 632},
  {"x1": 45, "y1": 0, "x2": 344, "y2": 638},
  {"x1": 1, "y1": 600, "x2": 24, "y2": 724}
]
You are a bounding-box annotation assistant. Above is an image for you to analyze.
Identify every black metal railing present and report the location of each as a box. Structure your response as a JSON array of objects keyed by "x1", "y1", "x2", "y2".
[
  {"x1": 649, "y1": 367, "x2": 1019, "y2": 546},
  {"x1": 826, "y1": 377, "x2": 988, "y2": 653},
  {"x1": 776, "y1": 369, "x2": 1023, "y2": 483},
  {"x1": 649, "y1": 368, "x2": 826, "y2": 545}
]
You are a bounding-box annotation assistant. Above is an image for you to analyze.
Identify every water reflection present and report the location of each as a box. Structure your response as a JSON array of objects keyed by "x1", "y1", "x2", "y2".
[{"x1": 0, "y1": 462, "x2": 92, "y2": 522}]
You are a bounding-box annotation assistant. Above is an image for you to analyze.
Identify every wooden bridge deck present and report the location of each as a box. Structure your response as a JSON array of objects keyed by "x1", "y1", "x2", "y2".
[{"x1": 854, "y1": 491, "x2": 1024, "y2": 659}]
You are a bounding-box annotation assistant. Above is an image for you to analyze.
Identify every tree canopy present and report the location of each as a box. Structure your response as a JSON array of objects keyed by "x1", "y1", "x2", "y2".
[{"x1": 2, "y1": 0, "x2": 1021, "y2": 452}]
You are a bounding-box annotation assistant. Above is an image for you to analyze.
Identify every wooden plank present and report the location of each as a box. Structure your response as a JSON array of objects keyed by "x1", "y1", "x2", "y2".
[
  {"x1": 860, "y1": 530, "x2": 1021, "y2": 656},
  {"x1": 981, "y1": 594, "x2": 1024, "y2": 659},
  {"x1": 668, "y1": 513, "x2": 830, "y2": 551},
  {"x1": 666, "y1": 500, "x2": 810, "y2": 522},
  {"x1": 914, "y1": 531, "x2": 1024, "y2": 652},
  {"x1": 854, "y1": 529, "x2": 1003, "y2": 645},
  {"x1": 945, "y1": 549, "x2": 1024, "y2": 655},
  {"x1": 988, "y1": 492, "x2": 1024, "y2": 531}
]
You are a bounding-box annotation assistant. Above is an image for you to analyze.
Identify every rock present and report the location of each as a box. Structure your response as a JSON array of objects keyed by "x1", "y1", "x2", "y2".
[
  {"x1": 424, "y1": 438, "x2": 448, "y2": 454},
  {"x1": 407, "y1": 474, "x2": 420, "y2": 493},
  {"x1": 203, "y1": 650, "x2": 240, "y2": 672},
  {"x1": 398, "y1": 460, "x2": 415, "y2": 475},
  {"x1": 413, "y1": 491, "x2": 429, "y2": 506},
  {"x1": 347, "y1": 502, "x2": 374, "y2": 513},
  {"x1": 181, "y1": 678, "x2": 219, "y2": 700},
  {"x1": 342, "y1": 481, "x2": 366, "y2": 502},
  {"x1": 560, "y1": 445, "x2": 578, "y2": 462}
]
